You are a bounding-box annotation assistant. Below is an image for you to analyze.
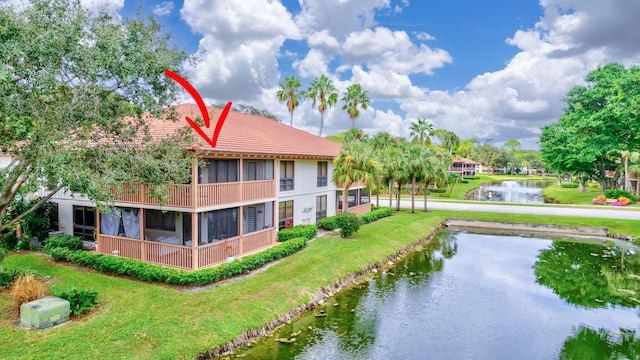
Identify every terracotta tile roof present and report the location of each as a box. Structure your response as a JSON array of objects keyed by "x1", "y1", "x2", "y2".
[
  {"x1": 452, "y1": 157, "x2": 478, "y2": 165},
  {"x1": 144, "y1": 103, "x2": 343, "y2": 159}
]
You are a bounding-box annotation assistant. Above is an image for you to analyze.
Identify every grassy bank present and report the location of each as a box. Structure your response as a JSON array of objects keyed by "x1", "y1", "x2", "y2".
[
  {"x1": 2, "y1": 210, "x2": 639, "y2": 359},
  {"x1": 543, "y1": 184, "x2": 640, "y2": 208}
]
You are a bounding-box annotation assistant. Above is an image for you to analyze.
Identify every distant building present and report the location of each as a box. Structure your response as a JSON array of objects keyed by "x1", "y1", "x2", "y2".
[{"x1": 450, "y1": 158, "x2": 478, "y2": 178}]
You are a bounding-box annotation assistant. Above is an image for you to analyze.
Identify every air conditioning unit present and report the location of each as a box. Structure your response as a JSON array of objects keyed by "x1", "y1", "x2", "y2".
[{"x1": 48, "y1": 231, "x2": 65, "y2": 237}]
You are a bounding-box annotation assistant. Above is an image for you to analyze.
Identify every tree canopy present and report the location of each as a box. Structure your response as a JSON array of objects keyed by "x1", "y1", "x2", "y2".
[
  {"x1": 540, "y1": 63, "x2": 640, "y2": 192},
  {"x1": 0, "y1": 0, "x2": 192, "y2": 234}
]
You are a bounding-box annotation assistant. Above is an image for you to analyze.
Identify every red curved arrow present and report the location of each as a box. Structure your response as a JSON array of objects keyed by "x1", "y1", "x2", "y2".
[{"x1": 164, "y1": 69, "x2": 232, "y2": 148}]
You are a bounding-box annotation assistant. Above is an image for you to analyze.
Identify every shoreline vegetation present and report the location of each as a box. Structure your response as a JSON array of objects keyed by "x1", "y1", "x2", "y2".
[{"x1": 2, "y1": 210, "x2": 640, "y2": 359}]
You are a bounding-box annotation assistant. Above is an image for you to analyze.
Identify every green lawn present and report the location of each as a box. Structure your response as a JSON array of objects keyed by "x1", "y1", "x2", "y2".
[
  {"x1": 543, "y1": 184, "x2": 640, "y2": 208},
  {"x1": 2, "y1": 210, "x2": 639, "y2": 359}
]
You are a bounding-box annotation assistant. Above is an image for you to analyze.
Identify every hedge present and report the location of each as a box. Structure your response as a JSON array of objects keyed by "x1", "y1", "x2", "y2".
[
  {"x1": 560, "y1": 183, "x2": 579, "y2": 188},
  {"x1": 318, "y1": 207, "x2": 394, "y2": 230},
  {"x1": 317, "y1": 216, "x2": 339, "y2": 230},
  {"x1": 336, "y1": 212, "x2": 361, "y2": 237},
  {"x1": 604, "y1": 189, "x2": 634, "y2": 200},
  {"x1": 277, "y1": 224, "x2": 317, "y2": 242},
  {"x1": 44, "y1": 235, "x2": 83, "y2": 252},
  {"x1": 46, "y1": 237, "x2": 307, "y2": 286},
  {"x1": 359, "y1": 207, "x2": 393, "y2": 224}
]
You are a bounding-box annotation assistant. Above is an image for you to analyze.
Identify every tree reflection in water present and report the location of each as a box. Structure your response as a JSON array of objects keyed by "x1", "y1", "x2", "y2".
[
  {"x1": 560, "y1": 326, "x2": 640, "y2": 360},
  {"x1": 534, "y1": 240, "x2": 640, "y2": 308}
]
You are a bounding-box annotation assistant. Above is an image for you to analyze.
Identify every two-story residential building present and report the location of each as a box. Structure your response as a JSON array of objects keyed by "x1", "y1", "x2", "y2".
[
  {"x1": 45, "y1": 104, "x2": 370, "y2": 270},
  {"x1": 450, "y1": 158, "x2": 478, "y2": 178}
]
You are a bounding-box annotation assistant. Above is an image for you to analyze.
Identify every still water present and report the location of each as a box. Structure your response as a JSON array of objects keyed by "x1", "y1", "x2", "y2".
[
  {"x1": 236, "y1": 231, "x2": 640, "y2": 359},
  {"x1": 465, "y1": 180, "x2": 554, "y2": 203}
]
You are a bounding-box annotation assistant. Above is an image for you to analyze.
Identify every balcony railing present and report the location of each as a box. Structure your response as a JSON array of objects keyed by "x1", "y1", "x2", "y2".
[
  {"x1": 96, "y1": 228, "x2": 276, "y2": 270},
  {"x1": 109, "y1": 180, "x2": 276, "y2": 209}
]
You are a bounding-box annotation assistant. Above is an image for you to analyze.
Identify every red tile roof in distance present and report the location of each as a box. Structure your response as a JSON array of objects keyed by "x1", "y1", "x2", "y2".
[
  {"x1": 452, "y1": 157, "x2": 478, "y2": 164},
  {"x1": 146, "y1": 103, "x2": 343, "y2": 159}
]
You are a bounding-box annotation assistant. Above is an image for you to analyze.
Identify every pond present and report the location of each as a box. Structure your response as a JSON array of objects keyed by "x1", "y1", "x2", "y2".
[
  {"x1": 465, "y1": 179, "x2": 554, "y2": 203},
  {"x1": 235, "y1": 231, "x2": 640, "y2": 359}
]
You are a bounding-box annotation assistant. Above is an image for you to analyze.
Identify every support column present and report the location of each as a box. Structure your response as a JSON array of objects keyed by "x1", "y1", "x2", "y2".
[
  {"x1": 238, "y1": 158, "x2": 244, "y2": 255},
  {"x1": 191, "y1": 157, "x2": 198, "y2": 208},
  {"x1": 238, "y1": 206, "x2": 244, "y2": 255},
  {"x1": 272, "y1": 201, "x2": 277, "y2": 245},
  {"x1": 139, "y1": 208, "x2": 146, "y2": 262},
  {"x1": 191, "y1": 211, "x2": 198, "y2": 271},
  {"x1": 95, "y1": 209, "x2": 100, "y2": 252}
]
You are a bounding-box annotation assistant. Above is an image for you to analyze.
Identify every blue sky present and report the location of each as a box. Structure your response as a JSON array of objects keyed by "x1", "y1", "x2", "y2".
[{"x1": 83, "y1": 1, "x2": 640, "y2": 148}]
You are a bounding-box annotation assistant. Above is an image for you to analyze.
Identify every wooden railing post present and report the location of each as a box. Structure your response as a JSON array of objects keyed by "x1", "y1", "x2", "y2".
[
  {"x1": 192, "y1": 212, "x2": 198, "y2": 270},
  {"x1": 238, "y1": 206, "x2": 244, "y2": 255},
  {"x1": 191, "y1": 158, "x2": 198, "y2": 208},
  {"x1": 95, "y1": 209, "x2": 100, "y2": 252},
  {"x1": 140, "y1": 208, "x2": 146, "y2": 262}
]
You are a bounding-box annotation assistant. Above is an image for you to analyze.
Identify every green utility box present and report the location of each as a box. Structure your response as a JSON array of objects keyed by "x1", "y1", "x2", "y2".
[{"x1": 20, "y1": 296, "x2": 70, "y2": 330}]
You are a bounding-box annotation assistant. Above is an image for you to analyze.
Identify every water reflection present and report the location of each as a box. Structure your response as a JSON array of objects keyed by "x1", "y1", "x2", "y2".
[
  {"x1": 535, "y1": 240, "x2": 640, "y2": 308},
  {"x1": 560, "y1": 326, "x2": 640, "y2": 359},
  {"x1": 236, "y1": 231, "x2": 640, "y2": 359},
  {"x1": 466, "y1": 179, "x2": 554, "y2": 203}
]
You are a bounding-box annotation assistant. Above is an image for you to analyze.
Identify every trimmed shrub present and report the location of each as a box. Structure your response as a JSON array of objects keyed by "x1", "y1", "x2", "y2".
[
  {"x1": 360, "y1": 207, "x2": 393, "y2": 224},
  {"x1": 47, "y1": 237, "x2": 308, "y2": 287},
  {"x1": 277, "y1": 224, "x2": 317, "y2": 242},
  {"x1": 560, "y1": 183, "x2": 579, "y2": 188},
  {"x1": 11, "y1": 274, "x2": 46, "y2": 308},
  {"x1": 0, "y1": 269, "x2": 21, "y2": 290},
  {"x1": 51, "y1": 284, "x2": 98, "y2": 316},
  {"x1": 336, "y1": 212, "x2": 361, "y2": 237},
  {"x1": 317, "y1": 216, "x2": 339, "y2": 230},
  {"x1": 44, "y1": 235, "x2": 83, "y2": 251},
  {"x1": 427, "y1": 188, "x2": 445, "y2": 194},
  {"x1": 604, "y1": 189, "x2": 634, "y2": 200}
]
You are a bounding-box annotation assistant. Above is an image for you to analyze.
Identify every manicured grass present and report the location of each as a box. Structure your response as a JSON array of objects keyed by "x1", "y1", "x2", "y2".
[
  {"x1": 1, "y1": 210, "x2": 639, "y2": 359},
  {"x1": 543, "y1": 184, "x2": 640, "y2": 208}
]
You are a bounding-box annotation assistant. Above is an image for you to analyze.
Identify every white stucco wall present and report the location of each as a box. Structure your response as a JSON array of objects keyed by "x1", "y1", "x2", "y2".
[{"x1": 276, "y1": 159, "x2": 338, "y2": 226}]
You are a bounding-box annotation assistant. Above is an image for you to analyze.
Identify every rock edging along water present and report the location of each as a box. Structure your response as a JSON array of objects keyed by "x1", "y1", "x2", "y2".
[
  {"x1": 445, "y1": 219, "x2": 610, "y2": 237},
  {"x1": 196, "y1": 224, "x2": 447, "y2": 359}
]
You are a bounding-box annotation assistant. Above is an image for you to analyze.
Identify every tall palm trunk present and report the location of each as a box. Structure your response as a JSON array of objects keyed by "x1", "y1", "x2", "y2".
[
  {"x1": 411, "y1": 176, "x2": 416, "y2": 213},
  {"x1": 423, "y1": 182, "x2": 430, "y2": 212},
  {"x1": 389, "y1": 182, "x2": 393, "y2": 208},
  {"x1": 319, "y1": 113, "x2": 324, "y2": 136},
  {"x1": 341, "y1": 183, "x2": 351, "y2": 213},
  {"x1": 396, "y1": 182, "x2": 403, "y2": 211}
]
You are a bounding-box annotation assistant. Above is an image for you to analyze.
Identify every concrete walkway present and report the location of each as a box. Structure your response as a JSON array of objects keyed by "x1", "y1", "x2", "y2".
[{"x1": 385, "y1": 199, "x2": 640, "y2": 220}]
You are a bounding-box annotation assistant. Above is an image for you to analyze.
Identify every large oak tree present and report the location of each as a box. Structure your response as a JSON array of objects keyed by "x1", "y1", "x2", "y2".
[{"x1": 0, "y1": 0, "x2": 194, "y2": 234}]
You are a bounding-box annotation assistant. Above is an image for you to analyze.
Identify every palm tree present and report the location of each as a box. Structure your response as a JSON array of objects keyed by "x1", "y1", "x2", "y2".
[
  {"x1": 304, "y1": 75, "x2": 338, "y2": 136},
  {"x1": 405, "y1": 144, "x2": 430, "y2": 213},
  {"x1": 409, "y1": 118, "x2": 434, "y2": 146},
  {"x1": 341, "y1": 83, "x2": 369, "y2": 129},
  {"x1": 275, "y1": 75, "x2": 301, "y2": 126},
  {"x1": 332, "y1": 142, "x2": 378, "y2": 212},
  {"x1": 370, "y1": 132, "x2": 394, "y2": 206}
]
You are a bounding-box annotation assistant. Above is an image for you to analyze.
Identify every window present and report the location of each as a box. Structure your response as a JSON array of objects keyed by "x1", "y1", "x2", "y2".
[
  {"x1": 243, "y1": 160, "x2": 274, "y2": 181},
  {"x1": 280, "y1": 161, "x2": 294, "y2": 191},
  {"x1": 316, "y1": 195, "x2": 327, "y2": 220},
  {"x1": 278, "y1": 200, "x2": 294, "y2": 229},
  {"x1": 199, "y1": 159, "x2": 239, "y2": 184},
  {"x1": 73, "y1": 206, "x2": 95, "y2": 242},
  {"x1": 348, "y1": 189, "x2": 357, "y2": 208},
  {"x1": 243, "y1": 202, "x2": 274, "y2": 234},
  {"x1": 360, "y1": 188, "x2": 370, "y2": 205},
  {"x1": 205, "y1": 208, "x2": 238, "y2": 243},
  {"x1": 145, "y1": 210, "x2": 176, "y2": 231},
  {"x1": 317, "y1": 161, "x2": 328, "y2": 187}
]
